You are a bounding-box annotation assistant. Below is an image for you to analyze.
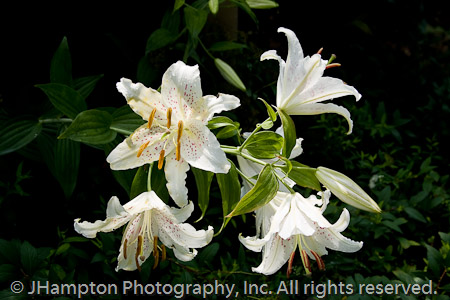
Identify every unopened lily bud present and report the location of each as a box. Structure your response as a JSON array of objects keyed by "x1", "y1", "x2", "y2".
[
  {"x1": 316, "y1": 167, "x2": 381, "y2": 213},
  {"x1": 214, "y1": 58, "x2": 246, "y2": 92}
]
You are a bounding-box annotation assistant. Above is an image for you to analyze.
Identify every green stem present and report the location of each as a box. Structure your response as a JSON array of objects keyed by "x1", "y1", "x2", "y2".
[
  {"x1": 39, "y1": 118, "x2": 73, "y2": 124},
  {"x1": 238, "y1": 117, "x2": 271, "y2": 151},
  {"x1": 147, "y1": 163, "x2": 153, "y2": 191},
  {"x1": 110, "y1": 126, "x2": 134, "y2": 136},
  {"x1": 198, "y1": 38, "x2": 215, "y2": 60},
  {"x1": 274, "y1": 172, "x2": 295, "y2": 194}
]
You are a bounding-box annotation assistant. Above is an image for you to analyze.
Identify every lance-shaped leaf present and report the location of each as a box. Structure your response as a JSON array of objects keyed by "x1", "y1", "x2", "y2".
[
  {"x1": 73, "y1": 74, "x2": 104, "y2": 100},
  {"x1": 209, "y1": 0, "x2": 219, "y2": 14},
  {"x1": 227, "y1": 164, "x2": 278, "y2": 217},
  {"x1": 277, "y1": 108, "x2": 296, "y2": 158},
  {"x1": 59, "y1": 109, "x2": 116, "y2": 144},
  {"x1": 0, "y1": 119, "x2": 42, "y2": 156},
  {"x1": 192, "y1": 167, "x2": 214, "y2": 222},
  {"x1": 316, "y1": 167, "x2": 381, "y2": 213},
  {"x1": 214, "y1": 58, "x2": 246, "y2": 91},
  {"x1": 36, "y1": 83, "x2": 87, "y2": 119},
  {"x1": 145, "y1": 28, "x2": 179, "y2": 54},
  {"x1": 50, "y1": 36, "x2": 72, "y2": 86},
  {"x1": 130, "y1": 165, "x2": 150, "y2": 200},
  {"x1": 209, "y1": 41, "x2": 247, "y2": 52},
  {"x1": 246, "y1": 0, "x2": 279, "y2": 9},
  {"x1": 217, "y1": 160, "x2": 241, "y2": 232},
  {"x1": 184, "y1": 6, "x2": 208, "y2": 39},
  {"x1": 208, "y1": 116, "x2": 240, "y2": 139},
  {"x1": 280, "y1": 161, "x2": 321, "y2": 191},
  {"x1": 243, "y1": 131, "x2": 283, "y2": 159},
  {"x1": 259, "y1": 98, "x2": 277, "y2": 121},
  {"x1": 55, "y1": 134, "x2": 80, "y2": 198},
  {"x1": 110, "y1": 105, "x2": 146, "y2": 135}
]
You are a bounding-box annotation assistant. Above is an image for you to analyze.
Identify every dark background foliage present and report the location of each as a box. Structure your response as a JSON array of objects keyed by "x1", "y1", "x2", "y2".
[{"x1": 1, "y1": 0, "x2": 449, "y2": 299}]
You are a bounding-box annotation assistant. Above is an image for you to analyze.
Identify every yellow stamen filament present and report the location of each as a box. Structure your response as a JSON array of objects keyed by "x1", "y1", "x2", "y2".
[
  {"x1": 135, "y1": 235, "x2": 143, "y2": 272},
  {"x1": 166, "y1": 108, "x2": 172, "y2": 128},
  {"x1": 123, "y1": 239, "x2": 128, "y2": 259},
  {"x1": 147, "y1": 108, "x2": 157, "y2": 129},
  {"x1": 158, "y1": 149, "x2": 165, "y2": 169},
  {"x1": 137, "y1": 141, "x2": 150, "y2": 158}
]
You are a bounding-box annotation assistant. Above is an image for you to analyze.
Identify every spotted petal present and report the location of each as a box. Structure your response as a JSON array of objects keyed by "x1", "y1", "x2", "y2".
[{"x1": 164, "y1": 153, "x2": 190, "y2": 207}]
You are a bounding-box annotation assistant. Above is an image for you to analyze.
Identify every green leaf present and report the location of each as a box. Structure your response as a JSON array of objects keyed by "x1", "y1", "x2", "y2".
[
  {"x1": 259, "y1": 98, "x2": 277, "y2": 121},
  {"x1": 425, "y1": 244, "x2": 444, "y2": 277},
  {"x1": 20, "y1": 241, "x2": 39, "y2": 275},
  {"x1": 209, "y1": 41, "x2": 247, "y2": 52},
  {"x1": 54, "y1": 134, "x2": 80, "y2": 198},
  {"x1": 184, "y1": 6, "x2": 208, "y2": 39},
  {"x1": 243, "y1": 131, "x2": 283, "y2": 159},
  {"x1": 227, "y1": 164, "x2": 278, "y2": 217},
  {"x1": 404, "y1": 207, "x2": 426, "y2": 223},
  {"x1": 283, "y1": 161, "x2": 321, "y2": 191},
  {"x1": 277, "y1": 108, "x2": 296, "y2": 158},
  {"x1": 245, "y1": 0, "x2": 279, "y2": 9},
  {"x1": 130, "y1": 165, "x2": 150, "y2": 200},
  {"x1": 0, "y1": 119, "x2": 42, "y2": 156},
  {"x1": 173, "y1": 0, "x2": 185, "y2": 11},
  {"x1": 230, "y1": 0, "x2": 258, "y2": 24},
  {"x1": 197, "y1": 243, "x2": 219, "y2": 267},
  {"x1": 36, "y1": 83, "x2": 87, "y2": 119},
  {"x1": 145, "y1": 28, "x2": 179, "y2": 54},
  {"x1": 216, "y1": 126, "x2": 239, "y2": 139},
  {"x1": 150, "y1": 163, "x2": 169, "y2": 203},
  {"x1": 214, "y1": 58, "x2": 246, "y2": 91},
  {"x1": 207, "y1": 116, "x2": 238, "y2": 130},
  {"x1": 111, "y1": 105, "x2": 146, "y2": 135},
  {"x1": 59, "y1": 109, "x2": 116, "y2": 144},
  {"x1": 50, "y1": 36, "x2": 72, "y2": 86},
  {"x1": 192, "y1": 167, "x2": 214, "y2": 222},
  {"x1": 217, "y1": 160, "x2": 241, "y2": 231},
  {"x1": 209, "y1": 0, "x2": 219, "y2": 14},
  {"x1": 73, "y1": 74, "x2": 104, "y2": 100}
]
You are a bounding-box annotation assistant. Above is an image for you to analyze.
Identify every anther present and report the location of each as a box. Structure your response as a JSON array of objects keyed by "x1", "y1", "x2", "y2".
[
  {"x1": 147, "y1": 108, "x2": 157, "y2": 129},
  {"x1": 166, "y1": 108, "x2": 172, "y2": 128},
  {"x1": 300, "y1": 250, "x2": 311, "y2": 275},
  {"x1": 161, "y1": 245, "x2": 166, "y2": 261},
  {"x1": 153, "y1": 236, "x2": 159, "y2": 269},
  {"x1": 326, "y1": 63, "x2": 341, "y2": 69},
  {"x1": 158, "y1": 149, "x2": 165, "y2": 169},
  {"x1": 137, "y1": 141, "x2": 150, "y2": 157},
  {"x1": 287, "y1": 251, "x2": 295, "y2": 278},
  {"x1": 310, "y1": 250, "x2": 326, "y2": 271},
  {"x1": 177, "y1": 121, "x2": 183, "y2": 143},
  {"x1": 317, "y1": 47, "x2": 323, "y2": 55},
  {"x1": 153, "y1": 249, "x2": 159, "y2": 269},
  {"x1": 123, "y1": 239, "x2": 128, "y2": 259},
  {"x1": 135, "y1": 235, "x2": 143, "y2": 272}
]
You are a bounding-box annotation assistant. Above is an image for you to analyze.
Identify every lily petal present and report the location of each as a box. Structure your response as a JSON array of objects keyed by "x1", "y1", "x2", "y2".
[
  {"x1": 107, "y1": 124, "x2": 174, "y2": 170},
  {"x1": 116, "y1": 78, "x2": 167, "y2": 122},
  {"x1": 74, "y1": 196, "x2": 130, "y2": 238},
  {"x1": 181, "y1": 120, "x2": 230, "y2": 173},
  {"x1": 161, "y1": 61, "x2": 203, "y2": 122},
  {"x1": 252, "y1": 234, "x2": 296, "y2": 275},
  {"x1": 164, "y1": 153, "x2": 190, "y2": 207},
  {"x1": 202, "y1": 93, "x2": 241, "y2": 122}
]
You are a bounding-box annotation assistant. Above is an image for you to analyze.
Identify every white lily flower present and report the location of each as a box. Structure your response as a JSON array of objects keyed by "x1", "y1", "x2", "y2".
[
  {"x1": 74, "y1": 191, "x2": 213, "y2": 272},
  {"x1": 107, "y1": 61, "x2": 240, "y2": 207},
  {"x1": 262, "y1": 27, "x2": 362, "y2": 134},
  {"x1": 239, "y1": 191, "x2": 363, "y2": 275}
]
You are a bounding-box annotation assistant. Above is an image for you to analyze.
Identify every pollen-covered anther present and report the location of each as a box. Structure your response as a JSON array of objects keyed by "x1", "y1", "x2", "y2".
[
  {"x1": 326, "y1": 63, "x2": 341, "y2": 69},
  {"x1": 137, "y1": 141, "x2": 150, "y2": 158},
  {"x1": 317, "y1": 47, "x2": 323, "y2": 54},
  {"x1": 310, "y1": 250, "x2": 326, "y2": 271},
  {"x1": 158, "y1": 149, "x2": 165, "y2": 169},
  {"x1": 176, "y1": 121, "x2": 184, "y2": 161},
  {"x1": 300, "y1": 249, "x2": 311, "y2": 275},
  {"x1": 123, "y1": 239, "x2": 128, "y2": 259},
  {"x1": 147, "y1": 108, "x2": 157, "y2": 129},
  {"x1": 287, "y1": 251, "x2": 295, "y2": 278},
  {"x1": 135, "y1": 235, "x2": 143, "y2": 272},
  {"x1": 161, "y1": 244, "x2": 166, "y2": 261},
  {"x1": 153, "y1": 236, "x2": 159, "y2": 269},
  {"x1": 166, "y1": 108, "x2": 172, "y2": 129}
]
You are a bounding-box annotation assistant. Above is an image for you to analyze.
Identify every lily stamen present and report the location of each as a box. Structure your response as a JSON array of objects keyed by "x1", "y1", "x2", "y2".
[
  {"x1": 287, "y1": 251, "x2": 295, "y2": 278},
  {"x1": 135, "y1": 235, "x2": 143, "y2": 272},
  {"x1": 317, "y1": 47, "x2": 323, "y2": 54},
  {"x1": 153, "y1": 236, "x2": 159, "y2": 269},
  {"x1": 158, "y1": 149, "x2": 165, "y2": 169},
  {"x1": 137, "y1": 141, "x2": 150, "y2": 158},
  {"x1": 123, "y1": 239, "x2": 128, "y2": 259},
  {"x1": 166, "y1": 108, "x2": 172, "y2": 129},
  {"x1": 310, "y1": 250, "x2": 326, "y2": 270},
  {"x1": 326, "y1": 63, "x2": 341, "y2": 69},
  {"x1": 300, "y1": 249, "x2": 311, "y2": 275},
  {"x1": 175, "y1": 121, "x2": 184, "y2": 161},
  {"x1": 161, "y1": 245, "x2": 166, "y2": 261},
  {"x1": 147, "y1": 108, "x2": 157, "y2": 129}
]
